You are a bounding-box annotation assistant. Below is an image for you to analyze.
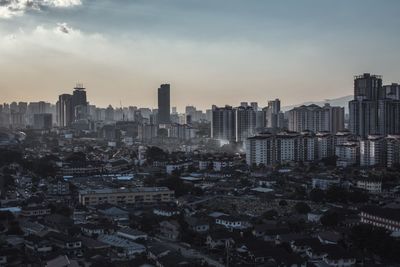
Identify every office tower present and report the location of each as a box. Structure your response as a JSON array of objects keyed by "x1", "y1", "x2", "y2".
[
  {"x1": 57, "y1": 94, "x2": 73, "y2": 127},
  {"x1": 33, "y1": 113, "x2": 52, "y2": 130},
  {"x1": 386, "y1": 135, "x2": 400, "y2": 168},
  {"x1": 240, "y1": 102, "x2": 249, "y2": 107},
  {"x1": 360, "y1": 135, "x2": 386, "y2": 167},
  {"x1": 172, "y1": 107, "x2": 177, "y2": 114},
  {"x1": 235, "y1": 106, "x2": 256, "y2": 142},
  {"x1": 288, "y1": 104, "x2": 344, "y2": 134},
  {"x1": 72, "y1": 84, "x2": 88, "y2": 121},
  {"x1": 158, "y1": 84, "x2": 171, "y2": 124},
  {"x1": 211, "y1": 105, "x2": 236, "y2": 143}
]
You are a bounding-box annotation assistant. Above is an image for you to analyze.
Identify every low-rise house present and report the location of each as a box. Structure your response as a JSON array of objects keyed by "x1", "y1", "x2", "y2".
[
  {"x1": 158, "y1": 220, "x2": 180, "y2": 241},
  {"x1": 45, "y1": 232, "x2": 82, "y2": 256},
  {"x1": 153, "y1": 206, "x2": 180, "y2": 217},
  {"x1": 166, "y1": 161, "x2": 192, "y2": 174},
  {"x1": 47, "y1": 180, "x2": 70, "y2": 195},
  {"x1": 20, "y1": 205, "x2": 51, "y2": 217},
  {"x1": 215, "y1": 215, "x2": 252, "y2": 230},
  {"x1": 323, "y1": 249, "x2": 357, "y2": 267},
  {"x1": 356, "y1": 178, "x2": 382, "y2": 194},
  {"x1": 44, "y1": 214, "x2": 74, "y2": 232},
  {"x1": 97, "y1": 234, "x2": 146, "y2": 258},
  {"x1": 312, "y1": 176, "x2": 340, "y2": 190},
  {"x1": 20, "y1": 220, "x2": 47, "y2": 236},
  {"x1": 307, "y1": 210, "x2": 324, "y2": 223},
  {"x1": 185, "y1": 217, "x2": 210, "y2": 233},
  {"x1": 147, "y1": 244, "x2": 171, "y2": 261},
  {"x1": 318, "y1": 231, "x2": 342, "y2": 245},
  {"x1": 79, "y1": 236, "x2": 110, "y2": 254},
  {"x1": 45, "y1": 255, "x2": 80, "y2": 267},
  {"x1": 291, "y1": 238, "x2": 321, "y2": 254},
  {"x1": 97, "y1": 206, "x2": 129, "y2": 223},
  {"x1": 206, "y1": 231, "x2": 235, "y2": 249},
  {"x1": 117, "y1": 227, "x2": 148, "y2": 241},
  {"x1": 80, "y1": 223, "x2": 106, "y2": 236},
  {"x1": 252, "y1": 222, "x2": 290, "y2": 241},
  {"x1": 24, "y1": 235, "x2": 53, "y2": 254}
]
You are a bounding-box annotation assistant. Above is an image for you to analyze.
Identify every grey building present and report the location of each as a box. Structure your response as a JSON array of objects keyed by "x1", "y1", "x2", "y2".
[
  {"x1": 349, "y1": 73, "x2": 400, "y2": 138},
  {"x1": 158, "y1": 84, "x2": 171, "y2": 124}
]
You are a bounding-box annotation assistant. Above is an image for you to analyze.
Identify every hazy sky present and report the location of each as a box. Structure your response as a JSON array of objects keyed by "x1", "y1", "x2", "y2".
[{"x1": 1, "y1": 0, "x2": 400, "y2": 111}]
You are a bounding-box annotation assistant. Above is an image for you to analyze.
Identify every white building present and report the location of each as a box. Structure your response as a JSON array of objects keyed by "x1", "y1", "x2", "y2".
[
  {"x1": 360, "y1": 135, "x2": 386, "y2": 167},
  {"x1": 356, "y1": 179, "x2": 382, "y2": 194}
]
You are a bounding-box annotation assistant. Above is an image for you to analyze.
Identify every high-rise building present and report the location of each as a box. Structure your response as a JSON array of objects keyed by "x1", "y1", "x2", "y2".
[
  {"x1": 72, "y1": 84, "x2": 88, "y2": 121},
  {"x1": 288, "y1": 104, "x2": 344, "y2": 134},
  {"x1": 265, "y1": 99, "x2": 283, "y2": 129},
  {"x1": 335, "y1": 142, "x2": 359, "y2": 168},
  {"x1": 349, "y1": 73, "x2": 400, "y2": 138},
  {"x1": 105, "y1": 105, "x2": 115, "y2": 122},
  {"x1": 57, "y1": 94, "x2": 73, "y2": 127},
  {"x1": 33, "y1": 113, "x2": 52, "y2": 130},
  {"x1": 360, "y1": 135, "x2": 386, "y2": 167},
  {"x1": 235, "y1": 106, "x2": 256, "y2": 142},
  {"x1": 387, "y1": 135, "x2": 400, "y2": 168},
  {"x1": 316, "y1": 132, "x2": 334, "y2": 160},
  {"x1": 211, "y1": 105, "x2": 236, "y2": 143},
  {"x1": 158, "y1": 84, "x2": 171, "y2": 124}
]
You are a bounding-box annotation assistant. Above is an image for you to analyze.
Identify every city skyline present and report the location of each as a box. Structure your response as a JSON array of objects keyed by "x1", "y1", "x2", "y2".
[{"x1": 2, "y1": 0, "x2": 400, "y2": 109}]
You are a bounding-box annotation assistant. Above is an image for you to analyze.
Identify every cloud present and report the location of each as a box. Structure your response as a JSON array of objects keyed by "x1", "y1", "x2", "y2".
[
  {"x1": 57, "y1": 22, "x2": 70, "y2": 34},
  {"x1": 0, "y1": 0, "x2": 81, "y2": 19}
]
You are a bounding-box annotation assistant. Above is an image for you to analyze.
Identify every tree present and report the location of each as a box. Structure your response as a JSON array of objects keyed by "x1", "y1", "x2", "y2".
[
  {"x1": 309, "y1": 188, "x2": 325, "y2": 203},
  {"x1": 348, "y1": 190, "x2": 369, "y2": 203},
  {"x1": 326, "y1": 186, "x2": 347, "y2": 203},
  {"x1": 320, "y1": 212, "x2": 340, "y2": 227},
  {"x1": 349, "y1": 224, "x2": 400, "y2": 262},
  {"x1": 279, "y1": 200, "x2": 288, "y2": 206},
  {"x1": 294, "y1": 202, "x2": 311, "y2": 214},
  {"x1": 145, "y1": 146, "x2": 168, "y2": 162},
  {"x1": 263, "y1": 209, "x2": 278, "y2": 220}
]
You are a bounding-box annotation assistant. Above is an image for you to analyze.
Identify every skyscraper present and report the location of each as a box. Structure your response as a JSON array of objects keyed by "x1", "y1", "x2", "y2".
[
  {"x1": 57, "y1": 94, "x2": 73, "y2": 127},
  {"x1": 158, "y1": 84, "x2": 171, "y2": 124},
  {"x1": 72, "y1": 84, "x2": 88, "y2": 121}
]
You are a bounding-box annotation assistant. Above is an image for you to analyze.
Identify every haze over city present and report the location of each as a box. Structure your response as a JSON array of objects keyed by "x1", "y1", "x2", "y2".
[
  {"x1": 2, "y1": 1, "x2": 400, "y2": 267},
  {"x1": 2, "y1": 0, "x2": 400, "y2": 109}
]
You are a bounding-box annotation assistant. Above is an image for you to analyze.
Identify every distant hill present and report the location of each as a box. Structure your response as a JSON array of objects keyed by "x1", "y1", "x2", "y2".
[{"x1": 282, "y1": 95, "x2": 353, "y2": 113}]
